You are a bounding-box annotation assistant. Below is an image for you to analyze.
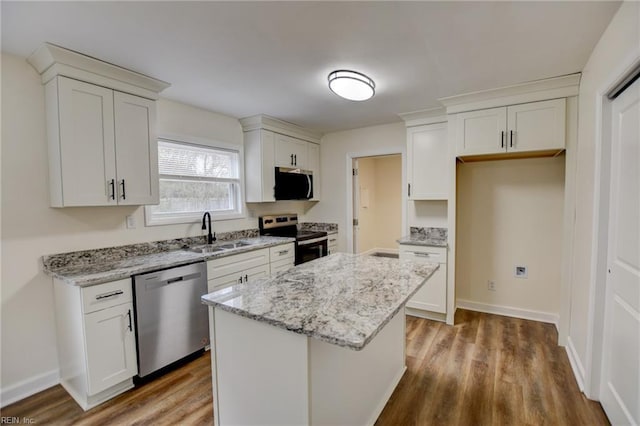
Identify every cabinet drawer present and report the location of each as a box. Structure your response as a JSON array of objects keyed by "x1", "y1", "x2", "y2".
[
  {"x1": 399, "y1": 245, "x2": 447, "y2": 264},
  {"x1": 208, "y1": 264, "x2": 270, "y2": 293},
  {"x1": 82, "y1": 278, "x2": 133, "y2": 314},
  {"x1": 269, "y1": 243, "x2": 295, "y2": 262},
  {"x1": 207, "y1": 248, "x2": 269, "y2": 279}
]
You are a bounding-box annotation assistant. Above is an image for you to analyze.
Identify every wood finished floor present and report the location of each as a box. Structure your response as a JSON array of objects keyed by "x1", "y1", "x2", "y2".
[{"x1": 2, "y1": 310, "x2": 608, "y2": 425}]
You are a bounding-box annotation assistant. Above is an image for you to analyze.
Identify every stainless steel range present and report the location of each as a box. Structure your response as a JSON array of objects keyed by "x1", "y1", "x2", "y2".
[{"x1": 259, "y1": 214, "x2": 328, "y2": 265}]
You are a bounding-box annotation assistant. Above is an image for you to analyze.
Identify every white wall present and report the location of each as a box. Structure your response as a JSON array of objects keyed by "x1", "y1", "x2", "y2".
[
  {"x1": 456, "y1": 157, "x2": 565, "y2": 321},
  {"x1": 0, "y1": 52, "x2": 303, "y2": 403},
  {"x1": 566, "y1": 1, "x2": 640, "y2": 396}
]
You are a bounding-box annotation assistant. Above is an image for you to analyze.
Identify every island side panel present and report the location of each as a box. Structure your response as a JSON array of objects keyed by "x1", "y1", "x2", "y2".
[
  {"x1": 212, "y1": 308, "x2": 310, "y2": 426},
  {"x1": 309, "y1": 310, "x2": 406, "y2": 426}
]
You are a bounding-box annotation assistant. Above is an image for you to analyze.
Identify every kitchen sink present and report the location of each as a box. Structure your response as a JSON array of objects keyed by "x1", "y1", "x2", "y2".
[
  {"x1": 188, "y1": 241, "x2": 253, "y2": 254},
  {"x1": 217, "y1": 241, "x2": 252, "y2": 249}
]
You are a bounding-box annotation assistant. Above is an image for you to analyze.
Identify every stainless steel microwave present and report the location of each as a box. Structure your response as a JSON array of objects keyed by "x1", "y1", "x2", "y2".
[{"x1": 274, "y1": 167, "x2": 313, "y2": 200}]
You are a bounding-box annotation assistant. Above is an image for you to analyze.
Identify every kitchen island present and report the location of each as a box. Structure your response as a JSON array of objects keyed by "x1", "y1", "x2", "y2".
[{"x1": 202, "y1": 252, "x2": 438, "y2": 426}]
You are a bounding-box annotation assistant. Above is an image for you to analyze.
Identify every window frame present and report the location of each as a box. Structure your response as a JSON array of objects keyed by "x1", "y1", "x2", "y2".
[{"x1": 144, "y1": 134, "x2": 246, "y2": 226}]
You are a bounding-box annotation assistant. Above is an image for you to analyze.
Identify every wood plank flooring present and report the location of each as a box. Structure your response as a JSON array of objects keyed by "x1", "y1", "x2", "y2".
[
  {"x1": 2, "y1": 310, "x2": 608, "y2": 425},
  {"x1": 376, "y1": 310, "x2": 609, "y2": 426}
]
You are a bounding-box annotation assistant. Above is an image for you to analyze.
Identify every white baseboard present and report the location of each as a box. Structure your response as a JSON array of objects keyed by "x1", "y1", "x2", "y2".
[
  {"x1": 0, "y1": 369, "x2": 59, "y2": 408},
  {"x1": 456, "y1": 299, "x2": 559, "y2": 329},
  {"x1": 405, "y1": 307, "x2": 446, "y2": 323},
  {"x1": 565, "y1": 336, "x2": 586, "y2": 392}
]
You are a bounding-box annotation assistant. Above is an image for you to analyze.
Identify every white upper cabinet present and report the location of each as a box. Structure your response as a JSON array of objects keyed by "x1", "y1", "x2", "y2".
[
  {"x1": 455, "y1": 107, "x2": 507, "y2": 156},
  {"x1": 113, "y1": 92, "x2": 159, "y2": 205},
  {"x1": 244, "y1": 129, "x2": 276, "y2": 203},
  {"x1": 455, "y1": 98, "x2": 566, "y2": 158},
  {"x1": 28, "y1": 43, "x2": 169, "y2": 208},
  {"x1": 307, "y1": 142, "x2": 320, "y2": 201},
  {"x1": 240, "y1": 114, "x2": 322, "y2": 202},
  {"x1": 47, "y1": 77, "x2": 159, "y2": 207},
  {"x1": 407, "y1": 122, "x2": 448, "y2": 200},
  {"x1": 274, "y1": 134, "x2": 309, "y2": 169},
  {"x1": 506, "y1": 99, "x2": 566, "y2": 153},
  {"x1": 53, "y1": 77, "x2": 117, "y2": 206}
]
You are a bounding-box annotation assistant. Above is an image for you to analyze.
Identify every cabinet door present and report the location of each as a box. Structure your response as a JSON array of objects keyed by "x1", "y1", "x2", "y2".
[
  {"x1": 406, "y1": 265, "x2": 446, "y2": 314},
  {"x1": 456, "y1": 107, "x2": 507, "y2": 156},
  {"x1": 407, "y1": 123, "x2": 448, "y2": 200},
  {"x1": 307, "y1": 143, "x2": 320, "y2": 200},
  {"x1": 208, "y1": 264, "x2": 270, "y2": 292},
  {"x1": 507, "y1": 98, "x2": 566, "y2": 153},
  {"x1": 57, "y1": 76, "x2": 116, "y2": 206},
  {"x1": 113, "y1": 92, "x2": 159, "y2": 205},
  {"x1": 84, "y1": 303, "x2": 137, "y2": 395},
  {"x1": 274, "y1": 134, "x2": 308, "y2": 168},
  {"x1": 400, "y1": 246, "x2": 447, "y2": 314}
]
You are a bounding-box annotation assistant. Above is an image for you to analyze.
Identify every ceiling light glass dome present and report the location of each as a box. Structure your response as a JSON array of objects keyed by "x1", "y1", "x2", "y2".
[{"x1": 328, "y1": 70, "x2": 375, "y2": 101}]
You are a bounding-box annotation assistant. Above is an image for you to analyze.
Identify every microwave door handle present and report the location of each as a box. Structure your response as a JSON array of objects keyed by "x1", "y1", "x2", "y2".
[{"x1": 306, "y1": 174, "x2": 312, "y2": 198}]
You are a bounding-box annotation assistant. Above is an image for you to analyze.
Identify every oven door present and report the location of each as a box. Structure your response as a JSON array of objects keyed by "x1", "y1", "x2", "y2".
[{"x1": 295, "y1": 237, "x2": 328, "y2": 265}]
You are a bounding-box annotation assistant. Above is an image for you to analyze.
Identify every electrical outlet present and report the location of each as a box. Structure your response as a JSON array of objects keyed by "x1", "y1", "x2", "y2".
[
  {"x1": 515, "y1": 265, "x2": 528, "y2": 278},
  {"x1": 126, "y1": 215, "x2": 136, "y2": 229},
  {"x1": 487, "y1": 280, "x2": 496, "y2": 291}
]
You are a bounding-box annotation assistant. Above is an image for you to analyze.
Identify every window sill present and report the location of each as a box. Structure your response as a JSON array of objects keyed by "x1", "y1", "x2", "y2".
[{"x1": 144, "y1": 208, "x2": 246, "y2": 227}]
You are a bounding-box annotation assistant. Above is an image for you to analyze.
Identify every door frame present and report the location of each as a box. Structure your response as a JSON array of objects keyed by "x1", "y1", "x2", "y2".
[
  {"x1": 581, "y1": 54, "x2": 640, "y2": 399},
  {"x1": 345, "y1": 148, "x2": 407, "y2": 254}
]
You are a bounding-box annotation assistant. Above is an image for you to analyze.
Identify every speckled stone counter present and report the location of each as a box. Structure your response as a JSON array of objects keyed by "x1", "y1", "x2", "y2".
[
  {"x1": 397, "y1": 227, "x2": 448, "y2": 248},
  {"x1": 202, "y1": 252, "x2": 438, "y2": 350},
  {"x1": 299, "y1": 222, "x2": 338, "y2": 233},
  {"x1": 44, "y1": 236, "x2": 294, "y2": 287}
]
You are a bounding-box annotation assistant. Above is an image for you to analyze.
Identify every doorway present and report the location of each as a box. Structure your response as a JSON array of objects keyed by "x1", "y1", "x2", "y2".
[{"x1": 351, "y1": 154, "x2": 403, "y2": 255}]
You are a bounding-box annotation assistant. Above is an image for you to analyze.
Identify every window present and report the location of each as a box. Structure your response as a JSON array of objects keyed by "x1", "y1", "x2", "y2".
[{"x1": 145, "y1": 138, "x2": 244, "y2": 225}]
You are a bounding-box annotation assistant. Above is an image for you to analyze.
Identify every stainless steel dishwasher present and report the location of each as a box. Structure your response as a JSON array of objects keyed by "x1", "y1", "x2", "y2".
[{"x1": 133, "y1": 262, "x2": 209, "y2": 378}]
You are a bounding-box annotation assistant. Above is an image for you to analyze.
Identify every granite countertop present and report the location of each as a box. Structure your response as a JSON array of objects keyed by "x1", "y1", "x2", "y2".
[
  {"x1": 202, "y1": 252, "x2": 438, "y2": 351},
  {"x1": 397, "y1": 227, "x2": 448, "y2": 248},
  {"x1": 44, "y1": 236, "x2": 294, "y2": 287}
]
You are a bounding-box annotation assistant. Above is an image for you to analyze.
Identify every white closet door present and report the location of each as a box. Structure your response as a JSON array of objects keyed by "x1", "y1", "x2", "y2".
[{"x1": 600, "y1": 77, "x2": 640, "y2": 426}]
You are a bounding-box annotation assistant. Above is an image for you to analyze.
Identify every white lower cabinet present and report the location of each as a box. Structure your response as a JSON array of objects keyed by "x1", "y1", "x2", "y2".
[
  {"x1": 327, "y1": 232, "x2": 339, "y2": 254},
  {"x1": 269, "y1": 243, "x2": 295, "y2": 274},
  {"x1": 399, "y1": 245, "x2": 448, "y2": 315},
  {"x1": 53, "y1": 278, "x2": 137, "y2": 410},
  {"x1": 206, "y1": 243, "x2": 295, "y2": 293}
]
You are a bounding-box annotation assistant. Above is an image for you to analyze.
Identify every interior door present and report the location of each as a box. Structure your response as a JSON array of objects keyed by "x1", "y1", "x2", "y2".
[
  {"x1": 352, "y1": 159, "x2": 359, "y2": 254},
  {"x1": 600, "y1": 77, "x2": 640, "y2": 425}
]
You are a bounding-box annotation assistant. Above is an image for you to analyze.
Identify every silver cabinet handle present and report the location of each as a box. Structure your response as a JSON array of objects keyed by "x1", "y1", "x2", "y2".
[
  {"x1": 95, "y1": 290, "x2": 124, "y2": 300},
  {"x1": 278, "y1": 250, "x2": 289, "y2": 255},
  {"x1": 413, "y1": 252, "x2": 433, "y2": 258},
  {"x1": 329, "y1": 238, "x2": 337, "y2": 243}
]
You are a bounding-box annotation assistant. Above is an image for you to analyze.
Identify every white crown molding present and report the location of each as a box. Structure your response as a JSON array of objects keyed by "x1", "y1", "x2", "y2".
[
  {"x1": 27, "y1": 43, "x2": 170, "y2": 100},
  {"x1": 439, "y1": 73, "x2": 581, "y2": 114},
  {"x1": 239, "y1": 114, "x2": 323, "y2": 144},
  {"x1": 398, "y1": 107, "x2": 447, "y2": 127}
]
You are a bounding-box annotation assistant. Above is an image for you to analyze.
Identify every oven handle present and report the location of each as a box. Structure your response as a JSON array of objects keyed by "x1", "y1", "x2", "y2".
[{"x1": 297, "y1": 236, "x2": 328, "y2": 246}]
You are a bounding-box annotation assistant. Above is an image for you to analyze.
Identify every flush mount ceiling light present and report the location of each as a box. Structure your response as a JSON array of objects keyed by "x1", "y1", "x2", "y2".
[{"x1": 328, "y1": 70, "x2": 375, "y2": 101}]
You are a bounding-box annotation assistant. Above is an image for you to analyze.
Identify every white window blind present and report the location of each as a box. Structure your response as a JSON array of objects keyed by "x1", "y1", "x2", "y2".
[{"x1": 146, "y1": 139, "x2": 243, "y2": 225}]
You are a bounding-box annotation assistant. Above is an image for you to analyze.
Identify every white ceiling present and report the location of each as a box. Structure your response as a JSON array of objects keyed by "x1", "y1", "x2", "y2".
[{"x1": 1, "y1": 1, "x2": 620, "y2": 133}]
